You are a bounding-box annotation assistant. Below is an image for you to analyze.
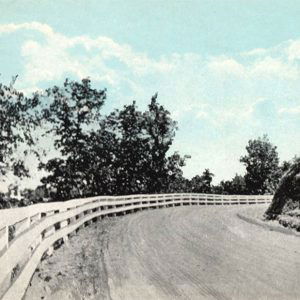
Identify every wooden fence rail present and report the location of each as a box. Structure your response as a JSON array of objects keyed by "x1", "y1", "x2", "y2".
[{"x1": 0, "y1": 193, "x2": 272, "y2": 300}]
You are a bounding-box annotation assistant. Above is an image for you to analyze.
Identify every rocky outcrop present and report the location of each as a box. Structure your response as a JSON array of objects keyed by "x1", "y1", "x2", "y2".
[{"x1": 265, "y1": 158, "x2": 300, "y2": 220}]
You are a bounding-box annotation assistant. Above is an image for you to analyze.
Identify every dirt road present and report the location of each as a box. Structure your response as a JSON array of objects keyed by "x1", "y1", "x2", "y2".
[{"x1": 25, "y1": 205, "x2": 300, "y2": 300}]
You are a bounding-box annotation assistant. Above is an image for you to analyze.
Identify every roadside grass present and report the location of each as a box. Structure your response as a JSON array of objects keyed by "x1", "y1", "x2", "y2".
[
  {"x1": 277, "y1": 210, "x2": 300, "y2": 232},
  {"x1": 238, "y1": 205, "x2": 300, "y2": 236}
]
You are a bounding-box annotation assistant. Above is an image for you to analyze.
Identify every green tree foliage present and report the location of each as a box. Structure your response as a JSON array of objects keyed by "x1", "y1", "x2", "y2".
[
  {"x1": 91, "y1": 95, "x2": 189, "y2": 195},
  {"x1": 0, "y1": 79, "x2": 39, "y2": 177},
  {"x1": 164, "y1": 152, "x2": 190, "y2": 193},
  {"x1": 0, "y1": 78, "x2": 40, "y2": 209},
  {"x1": 190, "y1": 175, "x2": 204, "y2": 193},
  {"x1": 190, "y1": 169, "x2": 214, "y2": 193},
  {"x1": 98, "y1": 101, "x2": 149, "y2": 195},
  {"x1": 240, "y1": 135, "x2": 280, "y2": 195},
  {"x1": 82, "y1": 119, "x2": 119, "y2": 196},
  {"x1": 144, "y1": 94, "x2": 181, "y2": 193},
  {"x1": 218, "y1": 174, "x2": 247, "y2": 195},
  {"x1": 39, "y1": 78, "x2": 107, "y2": 200},
  {"x1": 39, "y1": 80, "x2": 188, "y2": 200},
  {"x1": 278, "y1": 156, "x2": 299, "y2": 178},
  {"x1": 201, "y1": 169, "x2": 214, "y2": 193}
]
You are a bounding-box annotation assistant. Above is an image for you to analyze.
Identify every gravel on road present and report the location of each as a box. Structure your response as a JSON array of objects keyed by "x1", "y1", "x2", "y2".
[{"x1": 25, "y1": 205, "x2": 300, "y2": 300}]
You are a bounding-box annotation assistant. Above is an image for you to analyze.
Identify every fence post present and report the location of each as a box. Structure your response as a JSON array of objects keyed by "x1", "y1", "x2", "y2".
[
  {"x1": 5, "y1": 225, "x2": 9, "y2": 250},
  {"x1": 40, "y1": 231, "x2": 44, "y2": 243},
  {"x1": 247, "y1": 196, "x2": 250, "y2": 205},
  {"x1": 63, "y1": 235, "x2": 69, "y2": 245},
  {"x1": 47, "y1": 245, "x2": 54, "y2": 256},
  {"x1": 60, "y1": 219, "x2": 68, "y2": 228},
  {"x1": 112, "y1": 206, "x2": 117, "y2": 217}
]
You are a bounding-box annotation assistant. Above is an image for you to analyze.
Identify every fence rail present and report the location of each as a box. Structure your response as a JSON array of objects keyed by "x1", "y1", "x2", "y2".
[{"x1": 0, "y1": 193, "x2": 273, "y2": 300}]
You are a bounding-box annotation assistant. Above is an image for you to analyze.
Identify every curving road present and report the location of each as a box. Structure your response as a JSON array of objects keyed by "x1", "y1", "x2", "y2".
[
  {"x1": 102, "y1": 205, "x2": 300, "y2": 300},
  {"x1": 25, "y1": 205, "x2": 300, "y2": 300}
]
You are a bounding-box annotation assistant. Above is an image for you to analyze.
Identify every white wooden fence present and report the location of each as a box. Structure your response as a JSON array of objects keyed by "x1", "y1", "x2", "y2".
[{"x1": 0, "y1": 193, "x2": 272, "y2": 300}]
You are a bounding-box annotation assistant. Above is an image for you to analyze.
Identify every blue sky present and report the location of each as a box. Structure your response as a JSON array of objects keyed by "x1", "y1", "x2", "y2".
[{"x1": 1, "y1": 0, "x2": 300, "y2": 188}]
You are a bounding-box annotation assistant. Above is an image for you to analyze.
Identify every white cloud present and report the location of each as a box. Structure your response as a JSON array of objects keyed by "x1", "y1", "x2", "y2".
[
  {"x1": 2, "y1": 21, "x2": 299, "y2": 97},
  {"x1": 208, "y1": 56, "x2": 245, "y2": 77},
  {"x1": 0, "y1": 22, "x2": 173, "y2": 86},
  {"x1": 204, "y1": 99, "x2": 263, "y2": 126},
  {"x1": 241, "y1": 48, "x2": 267, "y2": 57},
  {"x1": 208, "y1": 46, "x2": 300, "y2": 81},
  {"x1": 171, "y1": 102, "x2": 209, "y2": 120},
  {"x1": 1, "y1": 22, "x2": 299, "y2": 129},
  {"x1": 196, "y1": 110, "x2": 208, "y2": 120},
  {"x1": 250, "y1": 56, "x2": 298, "y2": 80},
  {"x1": 0, "y1": 22, "x2": 54, "y2": 36},
  {"x1": 19, "y1": 35, "x2": 124, "y2": 85},
  {"x1": 286, "y1": 40, "x2": 300, "y2": 61},
  {"x1": 278, "y1": 106, "x2": 300, "y2": 115}
]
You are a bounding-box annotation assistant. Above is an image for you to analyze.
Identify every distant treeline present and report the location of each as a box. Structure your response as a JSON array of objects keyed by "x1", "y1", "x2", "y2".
[{"x1": 0, "y1": 78, "x2": 296, "y2": 208}]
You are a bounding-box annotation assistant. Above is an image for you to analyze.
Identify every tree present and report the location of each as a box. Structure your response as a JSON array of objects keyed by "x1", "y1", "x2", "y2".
[
  {"x1": 190, "y1": 169, "x2": 214, "y2": 193},
  {"x1": 143, "y1": 94, "x2": 180, "y2": 193},
  {"x1": 39, "y1": 78, "x2": 106, "y2": 200},
  {"x1": 164, "y1": 152, "x2": 190, "y2": 193},
  {"x1": 190, "y1": 175, "x2": 204, "y2": 193},
  {"x1": 0, "y1": 77, "x2": 40, "y2": 211},
  {"x1": 96, "y1": 95, "x2": 189, "y2": 195},
  {"x1": 0, "y1": 79, "x2": 39, "y2": 178},
  {"x1": 166, "y1": 175, "x2": 190, "y2": 193},
  {"x1": 280, "y1": 161, "x2": 292, "y2": 175},
  {"x1": 83, "y1": 119, "x2": 119, "y2": 196},
  {"x1": 217, "y1": 174, "x2": 246, "y2": 195},
  {"x1": 201, "y1": 169, "x2": 214, "y2": 193},
  {"x1": 240, "y1": 135, "x2": 280, "y2": 194},
  {"x1": 278, "y1": 156, "x2": 299, "y2": 178},
  {"x1": 230, "y1": 174, "x2": 247, "y2": 194},
  {"x1": 101, "y1": 101, "x2": 149, "y2": 195},
  {"x1": 39, "y1": 81, "x2": 189, "y2": 199}
]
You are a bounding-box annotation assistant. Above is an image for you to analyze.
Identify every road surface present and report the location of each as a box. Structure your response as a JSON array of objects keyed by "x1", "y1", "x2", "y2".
[{"x1": 25, "y1": 205, "x2": 300, "y2": 300}]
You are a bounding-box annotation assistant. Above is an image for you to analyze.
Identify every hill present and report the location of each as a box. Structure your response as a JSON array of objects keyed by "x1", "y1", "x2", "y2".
[{"x1": 265, "y1": 158, "x2": 300, "y2": 227}]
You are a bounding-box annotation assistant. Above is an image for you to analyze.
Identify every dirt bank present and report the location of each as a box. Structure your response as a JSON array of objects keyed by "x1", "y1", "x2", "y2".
[
  {"x1": 25, "y1": 205, "x2": 300, "y2": 299},
  {"x1": 24, "y1": 217, "x2": 117, "y2": 300}
]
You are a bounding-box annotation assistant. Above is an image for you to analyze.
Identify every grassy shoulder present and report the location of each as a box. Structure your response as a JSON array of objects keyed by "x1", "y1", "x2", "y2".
[
  {"x1": 277, "y1": 210, "x2": 300, "y2": 231},
  {"x1": 24, "y1": 217, "x2": 118, "y2": 300},
  {"x1": 237, "y1": 205, "x2": 300, "y2": 237}
]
